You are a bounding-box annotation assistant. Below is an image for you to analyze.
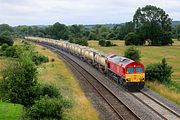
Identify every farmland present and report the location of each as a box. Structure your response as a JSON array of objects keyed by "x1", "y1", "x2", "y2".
[{"x1": 88, "y1": 40, "x2": 180, "y2": 105}]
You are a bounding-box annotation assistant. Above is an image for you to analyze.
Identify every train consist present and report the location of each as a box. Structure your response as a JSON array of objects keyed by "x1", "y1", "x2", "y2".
[{"x1": 26, "y1": 37, "x2": 145, "y2": 90}]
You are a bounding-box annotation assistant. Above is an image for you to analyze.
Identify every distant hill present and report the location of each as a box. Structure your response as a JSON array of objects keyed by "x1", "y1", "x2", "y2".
[
  {"x1": 84, "y1": 21, "x2": 180, "y2": 29},
  {"x1": 172, "y1": 21, "x2": 180, "y2": 27}
]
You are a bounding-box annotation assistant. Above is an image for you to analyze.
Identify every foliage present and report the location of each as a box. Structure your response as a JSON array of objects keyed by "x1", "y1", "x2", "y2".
[
  {"x1": 98, "y1": 40, "x2": 106, "y2": 46},
  {"x1": 124, "y1": 46, "x2": 141, "y2": 61},
  {"x1": 32, "y1": 52, "x2": 49, "y2": 65},
  {"x1": 1, "y1": 43, "x2": 9, "y2": 51},
  {"x1": 124, "y1": 32, "x2": 144, "y2": 45},
  {"x1": 39, "y1": 84, "x2": 60, "y2": 98},
  {"x1": 145, "y1": 58, "x2": 173, "y2": 83},
  {"x1": 24, "y1": 96, "x2": 72, "y2": 120},
  {"x1": 4, "y1": 46, "x2": 18, "y2": 58},
  {"x1": 174, "y1": 24, "x2": 180, "y2": 40},
  {"x1": 112, "y1": 22, "x2": 135, "y2": 40},
  {"x1": 0, "y1": 35, "x2": 14, "y2": 46},
  {"x1": 0, "y1": 51, "x2": 38, "y2": 107},
  {"x1": 69, "y1": 37, "x2": 88, "y2": 46},
  {"x1": 47, "y1": 22, "x2": 69, "y2": 40},
  {"x1": 99, "y1": 40, "x2": 116, "y2": 47},
  {"x1": 133, "y1": 5, "x2": 173, "y2": 45}
]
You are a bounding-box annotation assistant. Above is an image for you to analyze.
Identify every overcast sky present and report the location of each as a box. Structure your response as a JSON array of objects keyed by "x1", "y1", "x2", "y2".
[{"x1": 0, "y1": 0, "x2": 179, "y2": 26}]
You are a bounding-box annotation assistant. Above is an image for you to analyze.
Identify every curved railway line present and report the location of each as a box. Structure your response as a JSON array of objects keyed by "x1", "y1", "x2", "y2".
[
  {"x1": 36, "y1": 42, "x2": 180, "y2": 120},
  {"x1": 41, "y1": 43, "x2": 140, "y2": 120}
]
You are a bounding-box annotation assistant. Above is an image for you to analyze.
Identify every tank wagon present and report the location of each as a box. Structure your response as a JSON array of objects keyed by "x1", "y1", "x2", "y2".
[{"x1": 26, "y1": 37, "x2": 145, "y2": 90}]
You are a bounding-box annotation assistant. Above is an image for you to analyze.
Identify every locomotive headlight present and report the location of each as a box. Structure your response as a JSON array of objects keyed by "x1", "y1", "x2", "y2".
[
  {"x1": 140, "y1": 78, "x2": 145, "y2": 81},
  {"x1": 126, "y1": 78, "x2": 131, "y2": 81}
]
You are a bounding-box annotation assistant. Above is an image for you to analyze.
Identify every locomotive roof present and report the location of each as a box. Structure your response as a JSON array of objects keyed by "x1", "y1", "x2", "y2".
[{"x1": 107, "y1": 54, "x2": 134, "y2": 67}]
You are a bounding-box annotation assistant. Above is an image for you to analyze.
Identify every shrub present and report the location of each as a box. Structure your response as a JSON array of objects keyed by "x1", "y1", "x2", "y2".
[
  {"x1": 1, "y1": 43, "x2": 9, "y2": 51},
  {"x1": 51, "y1": 58, "x2": 55, "y2": 62},
  {"x1": 0, "y1": 35, "x2": 14, "y2": 46},
  {"x1": 5, "y1": 46, "x2": 18, "y2": 58},
  {"x1": 25, "y1": 96, "x2": 72, "y2": 120},
  {"x1": 124, "y1": 46, "x2": 141, "y2": 62},
  {"x1": 32, "y1": 53, "x2": 49, "y2": 65},
  {"x1": 145, "y1": 58, "x2": 173, "y2": 83},
  {"x1": 105, "y1": 40, "x2": 112, "y2": 46},
  {"x1": 40, "y1": 84, "x2": 59, "y2": 98},
  {"x1": 99, "y1": 40, "x2": 106, "y2": 46},
  {"x1": 99, "y1": 40, "x2": 116, "y2": 47},
  {"x1": 0, "y1": 53, "x2": 38, "y2": 107}
]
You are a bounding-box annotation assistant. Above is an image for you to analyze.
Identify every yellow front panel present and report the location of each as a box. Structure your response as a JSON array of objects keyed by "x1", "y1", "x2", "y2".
[{"x1": 125, "y1": 73, "x2": 145, "y2": 82}]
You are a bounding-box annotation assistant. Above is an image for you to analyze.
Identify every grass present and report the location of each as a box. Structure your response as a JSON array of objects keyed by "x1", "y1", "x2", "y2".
[
  {"x1": 146, "y1": 81, "x2": 180, "y2": 105},
  {"x1": 0, "y1": 57, "x2": 23, "y2": 120},
  {"x1": 0, "y1": 101, "x2": 23, "y2": 120},
  {"x1": 31, "y1": 42, "x2": 99, "y2": 120},
  {"x1": 88, "y1": 40, "x2": 180, "y2": 105}
]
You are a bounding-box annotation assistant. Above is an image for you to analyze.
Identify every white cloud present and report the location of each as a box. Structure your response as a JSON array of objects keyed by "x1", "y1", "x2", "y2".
[{"x1": 0, "y1": 0, "x2": 179, "y2": 26}]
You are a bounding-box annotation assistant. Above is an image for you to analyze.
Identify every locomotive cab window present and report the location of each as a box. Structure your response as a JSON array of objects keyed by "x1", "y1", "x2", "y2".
[
  {"x1": 126, "y1": 68, "x2": 134, "y2": 74},
  {"x1": 136, "y1": 67, "x2": 143, "y2": 73}
]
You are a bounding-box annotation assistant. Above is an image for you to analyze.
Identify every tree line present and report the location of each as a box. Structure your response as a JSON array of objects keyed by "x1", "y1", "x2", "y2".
[{"x1": 0, "y1": 5, "x2": 180, "y2": 46}]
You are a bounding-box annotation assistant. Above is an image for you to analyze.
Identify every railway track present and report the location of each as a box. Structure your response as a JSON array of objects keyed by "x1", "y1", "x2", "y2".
[
  {"x1": 39, "y1": 43, "x2": 140, "y2": 120},
  {"x1": 35, "y1": 42, "x2": 180, "y2": 120},
  {"x1": 131, "y1": 91, "x2": 180, "y2": 120}
]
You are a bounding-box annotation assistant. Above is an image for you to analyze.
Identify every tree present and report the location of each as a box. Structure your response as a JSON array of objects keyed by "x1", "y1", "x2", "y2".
[
  {"x1": 124, "y1": 32, "x2": 145, "y2": 45},
  {"x1": 175, "y1": 24, "x2": 180, "y2": 40},
  {"x1": 0, "y1": 51, "x2": 38, "y2": 107},
  {"x1": 124, "y1": 46, "x2": 141, "y2": 61},
  {"x1": 133, "y1": 5, "x2": 173, "y2": 45},
  {"x1": 145, "y1": 58, "x2": 173, "y2": 83},
  {"x1": 47, "y1": 22, "x2": 69, "y2": 40},
  {"x1": 69, "y1": 24, "x2": 85, "y2": 38},
  {"x1": 0, "y1": 35, "x2": 14, "y2": 46}
]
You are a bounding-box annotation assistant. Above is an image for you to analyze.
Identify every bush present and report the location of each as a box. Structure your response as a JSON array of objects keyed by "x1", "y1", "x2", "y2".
[
  {"x1": 5, "y1": 46, "x2": 18, "y2": 58},
  {"x1": 145, "y1": 58, "x2": 173, "y2": 83},
  {"x1": 124, "y1": 32, "x2": 144, "y2": 45},
  {"x1": 0, "y1": 52, "x2": 38, "y2": 107},
  {"x1": 124, "y1": 46, "x2": 141, "y2": 61},
  {"x1": 25, "y1": 96, "x2": 72, "y2": 120},
  {"x1": 99, "y1": 40, "x2": 106, "y2": 46},
  {"x1": 99, "y1": 40, "x2": 116, "y2": 47},
  {"x1": 40, "y1": 84, "x2": 59, "y2": 98},
  {"x1": 32, "y1": 53, "x2": 49, "y2": 65},
  {"x1": 0, "y1": 35, "x2": 14, "y2": 46},
  {"x1": 1, "y1": 43, "x2": 9, "y2": 51}
]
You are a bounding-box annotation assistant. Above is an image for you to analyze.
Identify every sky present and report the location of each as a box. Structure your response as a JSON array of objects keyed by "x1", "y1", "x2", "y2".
[{"x1": 0, "y1": 0, "x2": 179, "y2": 26}]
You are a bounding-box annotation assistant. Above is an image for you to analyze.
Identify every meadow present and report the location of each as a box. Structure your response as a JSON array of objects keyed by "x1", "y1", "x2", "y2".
[{"x1": 88, "y1": 40, "x2": 180, "y2": 105}]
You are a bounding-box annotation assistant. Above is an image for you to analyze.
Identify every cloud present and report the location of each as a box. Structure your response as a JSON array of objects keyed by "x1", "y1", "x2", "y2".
[{"x1": 0, "y1": 0, "x2": 179, "y2": 26}]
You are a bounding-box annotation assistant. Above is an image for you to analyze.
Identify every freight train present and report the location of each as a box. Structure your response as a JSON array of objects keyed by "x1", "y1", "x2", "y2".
[{"x1": 26, "y1": 37, "x2": 145, "y2": 90}]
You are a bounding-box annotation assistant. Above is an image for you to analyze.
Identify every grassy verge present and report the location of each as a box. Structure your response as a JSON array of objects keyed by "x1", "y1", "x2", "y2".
[
  {"x1": 0, "y1": 57, "x2": 23, "y2": 119},
  {"x1": 146, "y1": 81, "x2": 180, "y2": 105},
  {"x1": 31, "y1": 42, "x2": 99, "y2": 120},
  {"x1": 0, "y1": 101, "x2": 23, "y2": 120},
  {"x1": 88, "y1": 40, "x2": 180, "y2": 105}
]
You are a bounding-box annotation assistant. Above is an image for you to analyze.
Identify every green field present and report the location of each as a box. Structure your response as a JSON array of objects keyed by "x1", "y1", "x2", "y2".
[{"x1": 88, "y1": 40, "x2": 180, "y2": 105}]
